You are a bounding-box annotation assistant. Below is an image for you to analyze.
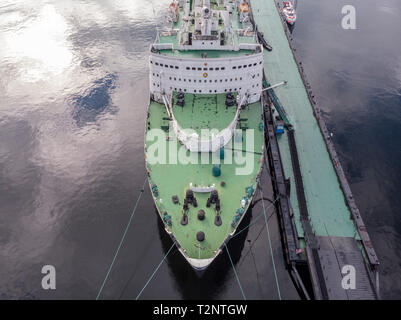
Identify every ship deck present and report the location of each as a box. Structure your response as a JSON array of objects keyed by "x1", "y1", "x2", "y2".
[
  {"x1": 145, "y1": 98, "x2": 264, "y2": 260},
  {"x1": 156, "y1": 0, "x2": 259, "y2": 59},
  {"x1": 172, "y1": 92, "x2": 237, "y2": 136}
]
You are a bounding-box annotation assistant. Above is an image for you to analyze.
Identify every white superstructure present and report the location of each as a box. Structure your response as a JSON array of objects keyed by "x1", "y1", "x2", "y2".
[{"x1": 149, "y1": 0, "x2": 263, "y2": 106}]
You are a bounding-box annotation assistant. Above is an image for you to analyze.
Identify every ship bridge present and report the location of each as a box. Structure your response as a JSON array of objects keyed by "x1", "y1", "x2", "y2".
[{"x1": 149, "y1": 0, "x2": 263, "y2": 106}]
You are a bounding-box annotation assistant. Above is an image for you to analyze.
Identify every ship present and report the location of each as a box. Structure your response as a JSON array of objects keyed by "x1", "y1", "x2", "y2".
[
  {"x1": 145, "y1": 0, "x2": 265, "y2": 271},
  {"x1": 281, "y1": 1, "x2": 297, "y2": 25}
]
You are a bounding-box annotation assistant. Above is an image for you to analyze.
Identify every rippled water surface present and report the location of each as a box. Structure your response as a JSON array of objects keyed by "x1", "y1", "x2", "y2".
[{"x1": 0, "y1": 0, "x2": 400, "y2": 299}]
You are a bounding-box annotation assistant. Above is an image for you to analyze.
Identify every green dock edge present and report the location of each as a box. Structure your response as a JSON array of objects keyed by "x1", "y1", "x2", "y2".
[{"x1": 251, "y1": 0, "x2": 360, "y2": 240}]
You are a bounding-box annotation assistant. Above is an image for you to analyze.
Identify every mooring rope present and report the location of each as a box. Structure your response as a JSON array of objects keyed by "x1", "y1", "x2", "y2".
[
  {"x1": 225, "y1": 243, "x2": 246, "y2": 300},
  {"x1": 231, "y1": 196, "x2": 279, "y2": 239},
  {"x1": 136, "y1": 242, "x2": 176, "y2": 300},
  {"x1": 259, "y1": 187, "x2": 282, "y2": 300},
  {"x1": 96, "y1": 178, "x2": 148, "y2": 300}
]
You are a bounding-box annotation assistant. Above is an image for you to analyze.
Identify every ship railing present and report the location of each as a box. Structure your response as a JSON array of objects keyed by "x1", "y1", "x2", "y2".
[{"x1": 170, "y1": 100, "x2": 242, "y2": 153}]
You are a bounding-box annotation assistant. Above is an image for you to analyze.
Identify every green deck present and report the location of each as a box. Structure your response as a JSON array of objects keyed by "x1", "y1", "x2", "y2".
[
  {"x1": 157, "y1": 0, "x2": 259, "y2": 59},
  {"x1": 172, "y1": 92, "x2": 237, "y2": 136},
  {"x1": 145, "y1": 99, "x2": 264, "y2": 259},
  {"x1": 251, "y1": 0, "x2": 358, "y2": 239}
]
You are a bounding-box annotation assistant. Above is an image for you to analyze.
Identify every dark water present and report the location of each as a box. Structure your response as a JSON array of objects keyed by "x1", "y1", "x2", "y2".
[
  {"x1": 291, "y1": 0, "x2": 401, "y2": 299},
  {"x1": 0, "y1": 0, "x2": 400, "y2": 299}
]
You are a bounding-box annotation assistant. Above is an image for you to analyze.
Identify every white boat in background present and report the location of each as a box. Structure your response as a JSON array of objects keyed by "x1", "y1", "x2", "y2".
[{"x1": 282, "y1": 1, "x2": 297, "y2": 25}]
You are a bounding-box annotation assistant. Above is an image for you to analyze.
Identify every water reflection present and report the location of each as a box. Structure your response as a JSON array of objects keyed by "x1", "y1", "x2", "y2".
[{"x1": 70, "y1": 73, "x2": 118, "y2": 126}]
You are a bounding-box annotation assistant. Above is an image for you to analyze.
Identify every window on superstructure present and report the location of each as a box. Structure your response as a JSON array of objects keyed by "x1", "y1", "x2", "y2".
[
  {"x1": 155, "y1": 62, "x2": 159, "y2": 66},
  {"x1": 253, "y1": 63, "x2": 257, "y2": 66},
  {"x1": 221, "y1": 67, "x2": 225, "y2": 70},
  {"x1": 216, "y1": 67, "x2": 220, "y2": 71},
  {"x1": 160, "y1": 64, "x2": 163, "y2": 67},
  {"x1": 186, "y1": 67, "x2": 190, "y2": 70},
  {"x1": 238, "y1": 66, "x2": 242, "y2": 69},
  {"x1": 175, "y1": 66, "x2": 179, "y2": 69},
  {"x1": 203, "y1": 68, "x2": 207, "y2": 71},
  {"x1": 192, "y1": 67, "x2": 196, "y2": 70},
  {"x1": 209, "y1": 68, "x2": 214, "y2": 71},
  {"x1": 198, "y1": 67, "x2": 201, "y2": 71},
  {"x1": 233, "y1": 66, "x2": 236, "y2": 69}
]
